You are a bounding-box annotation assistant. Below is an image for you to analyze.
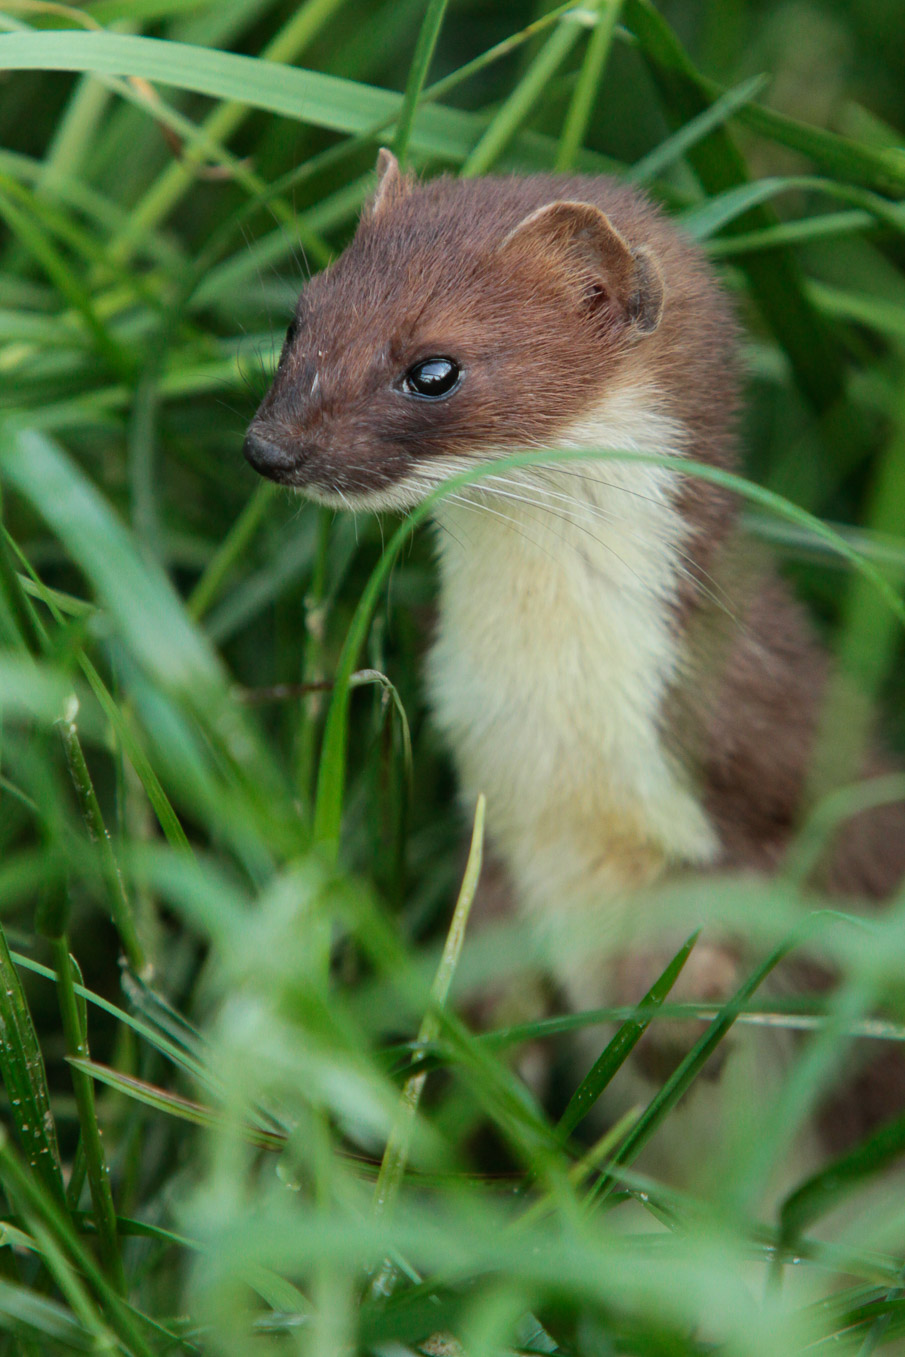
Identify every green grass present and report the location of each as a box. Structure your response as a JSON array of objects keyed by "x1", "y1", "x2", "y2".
[{"x1": 0, "y1": 0, "x2": 904, "y2": 1352}]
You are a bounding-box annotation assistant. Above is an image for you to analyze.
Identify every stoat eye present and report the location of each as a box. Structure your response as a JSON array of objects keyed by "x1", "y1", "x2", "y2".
[{"x1": 401, "y1": 356, "x2": 461, "y2": 399}]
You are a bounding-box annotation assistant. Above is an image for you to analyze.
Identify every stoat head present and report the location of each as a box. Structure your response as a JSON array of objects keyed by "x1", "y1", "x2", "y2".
[{"x1": 244, "y1": 149, "x2": 667, "y2": 510}]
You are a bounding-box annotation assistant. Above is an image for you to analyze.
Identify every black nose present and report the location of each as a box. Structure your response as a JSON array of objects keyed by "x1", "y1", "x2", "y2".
[{"x1": 243, "y1": 428, "x2": 297, "y2": 482}]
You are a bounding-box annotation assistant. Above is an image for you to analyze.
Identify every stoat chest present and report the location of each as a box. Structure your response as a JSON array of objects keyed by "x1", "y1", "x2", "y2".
[{"x1": 425, "y1": 392, "x2": 719, "y2": 923}]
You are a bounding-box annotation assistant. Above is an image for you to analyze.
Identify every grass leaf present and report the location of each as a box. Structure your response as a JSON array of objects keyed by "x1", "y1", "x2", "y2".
[
  {"x1": 67, "y1": 1057, "x2": 287, "y2": 1151},
  {"x1": 557, "y1": 932, "x2": 699, "y2": 1139},
  {"x1": 391, "y1": 0, "x2": 449, "y2": 166},
  {"x1": 0, "y1": 922, "x2": 65, "y2": 1208},
  {"x1": 780, "y1": 1110, "x2": 905, "y2": 1244},
  {"x1": 589, "y1": 938, "x2": 794, "y2": 1204},
  {"x1": 623, "y1": 0, "x2": 853, "y2": 438}
]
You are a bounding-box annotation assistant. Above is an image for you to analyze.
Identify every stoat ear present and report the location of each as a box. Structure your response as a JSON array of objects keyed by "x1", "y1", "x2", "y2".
[
  {"x1": 498, "y1": 200, "x2": 664, "y2": 336},
  {"x1": 369, "y1": 148, "x2": 411, "y2": 220}
]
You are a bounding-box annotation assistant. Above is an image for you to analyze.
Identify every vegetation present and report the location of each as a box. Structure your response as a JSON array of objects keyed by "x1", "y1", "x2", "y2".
[{"x1": 0, "y1": 0, "x2": 904, "y2": 1352}]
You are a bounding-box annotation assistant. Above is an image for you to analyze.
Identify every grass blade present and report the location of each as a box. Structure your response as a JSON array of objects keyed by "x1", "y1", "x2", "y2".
[
  {"x1": 0, "y1": 1128, "x2": 154, "y2": 1357},
  {"x1": 555, "y1": 0, "x2": 623, "y2": 172},
  {"x1": 12, "y1": 950, "x2": 227, "y2": 1094},
  {"x1": 0, "y1": 29, "x2": 608, "y2": 174},
  {"x1": 589, "y1": 939, "x2": 793, "y2": 1204},
  {"x1": 623, "y1": 0, "x2": 852, "y2": 439},
  {"x1": 0, "y1": 177, "x2": 127, "y2": 378},
  {"x1": 0, "y1": 1219, "x2": 115, "y2": 1353},
  {"x1": 114, "y1": 0, "x2": 357, "y2": 253},
  {"x1": 461, "y1": 14, "x2": 585, "y2": 177},
  {"x1": 0, "y1": 1278, "x2": 95, "y2": 1350},
  {"x1": 806, "y1": 383, "x2": 905, "y2": 800},
  {"x1": 369, "y1": 795, "x2": 485, "y2": 1299},
  {"x1": 5, "y1": 526, "x2": 192, "y2": 854},
  {"x1": 780, "y1": 1109, "x2": 905, "y2": 1245},
  {"x1": 0, "y1": 423, "x2": 221, "y2": 696},
  {"x1": 681, "y1": 175, "x2": 905, "y2": 242},
  {"x1": 809, "y1": 281, "x2": 905, "y2": 345},
  {"x1": 391, "y1": 0, "x2": 449, "y2": 166},
  {"x1": 374, "y1": 795, "x2": 485, "y2": 1210},
  {"x1": 628, "y1": 72, "x2": 770, "y2": 184},
  {"x1": 707, "y1": 211, "x2": 878, "y2": 256},
  {"x1": 186, "y1": 481, "x2": 277, "y2": 621},
  {"x1": 0, "y1": 922, "x2": 65, "y2": 1208},
  {"x1": 67, "y1": 1058, "x2": 287, "y2": 1151},
  {"x1": 48, "y1": 941, "x2": 125, "y2": 1295},
  {"x1": 57, "y1": 704, "x2": 148, "y2": 977},
  {"x1": 700, "y1": 73, "x2": 905, "y2": 197},
  {"x1": 556, "y1": 932, "x2": 699, "y2": 1139}
]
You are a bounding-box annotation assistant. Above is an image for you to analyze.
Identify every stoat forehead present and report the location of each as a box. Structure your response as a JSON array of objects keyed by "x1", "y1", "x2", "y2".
[{"x1": 244, "y1": 171, "x2": 671, "y2": 508}]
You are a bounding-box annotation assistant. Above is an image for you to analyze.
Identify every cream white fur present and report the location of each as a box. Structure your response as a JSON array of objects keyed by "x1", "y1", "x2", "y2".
[
  {"x1": 424, "y1": 384, "x2": 719, "y2": 983},
  {"x1": 304, "y1": 384, "x2": 719, "y2": 988}
]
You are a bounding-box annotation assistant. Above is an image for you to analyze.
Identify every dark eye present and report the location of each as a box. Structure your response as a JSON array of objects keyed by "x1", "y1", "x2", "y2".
[
  {"x1": 401, "y1": 356, "x2": 461, "y2": 400},
  {"x1": 284, "y1": 315, "x2": 300, "y2": 347}
]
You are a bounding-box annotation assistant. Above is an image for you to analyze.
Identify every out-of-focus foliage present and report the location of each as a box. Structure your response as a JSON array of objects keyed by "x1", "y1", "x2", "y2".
[{"x1": 0, "y1": 1, "x2": 904, "y2": 1353}]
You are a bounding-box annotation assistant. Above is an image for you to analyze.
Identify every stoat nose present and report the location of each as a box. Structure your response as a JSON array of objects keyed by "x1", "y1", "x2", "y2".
[{"x1": 243, "y1": 428, "x2": 297, "y2": 482}]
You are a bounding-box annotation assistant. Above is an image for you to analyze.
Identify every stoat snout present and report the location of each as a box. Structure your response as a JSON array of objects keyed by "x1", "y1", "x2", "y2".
[{"x1": 243, "y1": 427, "x2": 304, "y2": 481}]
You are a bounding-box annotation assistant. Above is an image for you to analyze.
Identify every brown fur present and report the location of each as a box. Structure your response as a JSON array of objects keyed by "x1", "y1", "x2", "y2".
[
  {"x1": 247, "y1": 170, "x2": 738, "y2": 510},
  {"x1": 246, "y1": 155, "x2": 905, "y2": 1151}
]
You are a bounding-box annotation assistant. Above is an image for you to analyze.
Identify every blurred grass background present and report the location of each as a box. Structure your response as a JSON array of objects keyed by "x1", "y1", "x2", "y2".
[{"x1": 0, "y1": 0, "x2": 905, "y2": 1352}]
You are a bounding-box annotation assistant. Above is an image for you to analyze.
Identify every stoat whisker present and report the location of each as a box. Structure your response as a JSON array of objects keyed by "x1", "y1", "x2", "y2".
[
  {"x1": 404, "y1": 473, "x2": 474, "y2": 550},
  {"x1": 528, "y1": 465, "x2": 671, "y2": 513},
  {"x1": 432, "y1": 513, "x2": 470, "y2": 552},
  {"x1": 417, "y1": 462, "x2": 665, "y2": 595},
  {"x1": 485, "y1": 470, "x2": 736, "y2": 619},
  {"x1": 479, "y1": 478, "x2": 729, "y2": 617},
  {"x1": 428, "y1": 450, "x2": 735, "y2": 617},
  {"x1": 486, "y1": 470, "x2": 661, "y2": 534},
  {"x1": 534, "y1": 479, "x2": 736, "y2": 620},
  {"x1": 444, "y1": 490, "x2": 561, "y2": 564},
  {"x1": 534, "y1": 461, "x2": 676, "y2": 509},
  {"x1": 485, "y1": 465, "x2": 686, "y2": 555},
  {"x1": 334, "y1": 486, "x2": 360, "y2": 542},
  {"x1": 447, "y1": 446, "x2": 676, "y2": 513},
  {"x1": 473, "y1": 482, "x2": 651, "y2": 594}
]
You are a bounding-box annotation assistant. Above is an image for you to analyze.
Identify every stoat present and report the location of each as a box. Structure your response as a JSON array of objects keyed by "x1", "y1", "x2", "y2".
[{"x1": 244, "y1": 149, "x2": 905, "y2": 1168}]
